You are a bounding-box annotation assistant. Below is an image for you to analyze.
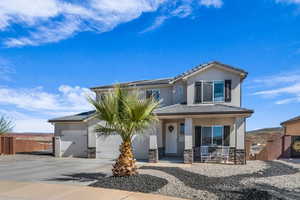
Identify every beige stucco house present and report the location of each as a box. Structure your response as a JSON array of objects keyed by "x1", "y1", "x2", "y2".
[{"x1": 49, "y1": 61, "x2": 253, "y2": 164}]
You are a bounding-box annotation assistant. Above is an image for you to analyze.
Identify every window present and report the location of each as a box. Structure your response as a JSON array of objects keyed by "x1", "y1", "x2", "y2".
[
  {"x1": 202, "y1": 127, "x2": 212, "y2": 146},
  {"x1": 200, "y1": 126, "x2": 230, "y2": 146},
  {"x1": 214, "y1": 81, "x2": 225, "y2": 102},
  {"x1": 146, "y1": 89, "x2": 160, "y2": 101},
  {"x1": 213, "y1": 126, "x2": 223, "y2": 145},
  {"x1": 194, "y1": 81, "x2": 225, "y2": 103},
  {"x1": 203, "y1": 82, "x2": 213, "y2": 102}
]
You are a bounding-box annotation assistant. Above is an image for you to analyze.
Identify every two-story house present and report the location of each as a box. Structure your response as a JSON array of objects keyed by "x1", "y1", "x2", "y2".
[{"x1": 49, "y1": 61, "x2": 253, "y2": 164}]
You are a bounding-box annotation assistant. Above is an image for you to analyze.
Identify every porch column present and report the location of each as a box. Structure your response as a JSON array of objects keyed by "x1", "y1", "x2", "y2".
[
  {"x1": 232, "y1": 117, "x2": 246, "y2": 165},
  {"x1": 184, "y1": 118, "x2": 193, "y2": 164},
  {"x1": 148, "y1": 122, "x2": 159, "y2": 163}
]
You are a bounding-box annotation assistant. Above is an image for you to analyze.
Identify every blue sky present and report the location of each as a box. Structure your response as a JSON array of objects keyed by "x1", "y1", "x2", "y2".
[{"x1": 0, "y1": 0, "x2": 300, "y2": 132}]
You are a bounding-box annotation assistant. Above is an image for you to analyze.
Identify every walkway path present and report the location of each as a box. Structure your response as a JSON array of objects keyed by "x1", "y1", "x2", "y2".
[{"x1": 0, "y1": 180, "x2": 186, "y2": 200}]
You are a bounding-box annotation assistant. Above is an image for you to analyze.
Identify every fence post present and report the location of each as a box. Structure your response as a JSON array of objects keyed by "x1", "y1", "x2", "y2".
[{"x1": 0, "y1": 136, "x2": 2, "y2": 155}]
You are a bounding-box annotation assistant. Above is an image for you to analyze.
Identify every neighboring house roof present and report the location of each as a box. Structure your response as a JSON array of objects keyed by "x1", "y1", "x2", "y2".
[
  {"x1": 90, "y1": 61, "x2": 247, "y2": 90},
  {"x1": 48, "y1": 111, "x2": 96, "y2": 123},
  {"x1": 281, "y1": 115, "x2": 300, "y2": 125},
  {"x1": 154, "y1": 104, "x2": 253, "y2": 116}
]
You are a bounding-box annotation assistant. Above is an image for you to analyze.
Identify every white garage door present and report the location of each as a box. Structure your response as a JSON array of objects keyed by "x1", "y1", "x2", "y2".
[
  {"x1": 60, "y1": 130, "x2": 87, "y2": 158},
  {"x1": 96, "y1": 134, "x2": 149, "y2": 160},
  {"x1": 96, "y1": 134, "x2": 122, "y2": 160}
]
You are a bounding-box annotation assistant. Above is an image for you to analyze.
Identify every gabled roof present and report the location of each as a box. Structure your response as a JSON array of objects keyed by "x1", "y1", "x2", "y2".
[
  {"x1": 281, "y1": 115, "x2": 300, "y2": 125},
  {"x1": 90, "y1": 61, "x2": 247, "y2": 90},
  {"x1": 48, "y1": 111, "x2": 96, "y2": 123},
  {"x1": 171, "y1": 61, "x2": 248, "y2": 83},
  {"x1": 154, "y1": 104, "x2": 253, "y2": 116}
]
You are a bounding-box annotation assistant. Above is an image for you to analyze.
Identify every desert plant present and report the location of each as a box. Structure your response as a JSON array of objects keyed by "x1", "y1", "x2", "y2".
[
  {"x1": 0, "y1": 116, "x2": 13, "y2": 135},
  {"x1": 89, "y1": 85, "x2": 159, "y2": 176}
]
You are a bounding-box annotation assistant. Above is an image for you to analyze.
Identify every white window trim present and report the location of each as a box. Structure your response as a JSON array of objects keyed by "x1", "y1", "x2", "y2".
[
  {"x1": 199, "y1": 80, "x2": 225, "y2": 104},
  {"x1": 201, "y1": 125, "x2": 226, "y2": 147}
]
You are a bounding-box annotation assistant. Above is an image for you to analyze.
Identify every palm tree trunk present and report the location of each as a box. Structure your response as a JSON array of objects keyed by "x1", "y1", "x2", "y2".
[{"x1": 112, "y1": 140, "x2": 138, "y2": 176}]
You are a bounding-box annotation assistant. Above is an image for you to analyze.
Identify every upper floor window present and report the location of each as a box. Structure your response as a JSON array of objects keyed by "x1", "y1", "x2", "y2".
[
  {"x1": 195, "y1": 80, "x2": 231, "y2": 103},
  {"x1": 146, "y1": 89, "x2": 160, "y2": 101}
]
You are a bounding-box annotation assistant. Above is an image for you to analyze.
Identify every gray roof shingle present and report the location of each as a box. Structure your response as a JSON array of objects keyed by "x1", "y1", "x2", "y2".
[
  {"x1": 91, "y1": 78, "x2": 172, "y2": 90},
  {"x1": 154, "y1": 104, "x2": 253, "y2": 116},
  {"x1": 48, "y1": 110, "x2": 96, "y2": 122}
]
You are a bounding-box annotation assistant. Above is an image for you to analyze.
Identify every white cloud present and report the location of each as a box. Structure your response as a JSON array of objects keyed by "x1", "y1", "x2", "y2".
[
  {"x1": 252, "y1": 70, "x2": 300, "y2": 104},
  {"x1": 140, "y1": 15, "x2": 168, "y2": 33},
  {"x1": 199, "y1": 0, "x2": 223, "y2": 8},
  {"x1": 0, "y1": 0, "x2": 223, "y2": 47},
  {"x1": 0, "y1": 85, "x2": 94, "y2": 114},
  {"x1": 0, "y1": 57, "x2": 14, "y2": 81},
  {"x1": 0, "y1": 109, "x2": 53, "y2": 132},
  {"x1": 276, "y1": 0, "x2": 300, "y2": 4},
  {"x1": 0, "y1": 84, "x2": 95, "y2": 132}
]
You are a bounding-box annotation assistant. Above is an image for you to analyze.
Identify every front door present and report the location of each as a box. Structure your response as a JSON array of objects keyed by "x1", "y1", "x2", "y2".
[
  {"x1": 165, "y1": 123, "x2": 177, "y2": 154},
  {"x1": 291, "y1": 136, "x2": 300, "y2": 158}
]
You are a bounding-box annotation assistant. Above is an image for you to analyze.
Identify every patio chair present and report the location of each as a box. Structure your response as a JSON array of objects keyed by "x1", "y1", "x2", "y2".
[
  {"x1": 200, "y1": 146, "x2": 211, "y2": 162},
  {"x1": 222, "y1": 146, "x2": 230, "y2": 163}
]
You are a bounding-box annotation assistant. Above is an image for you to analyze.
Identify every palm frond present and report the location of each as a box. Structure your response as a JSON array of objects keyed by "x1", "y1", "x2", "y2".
[
  {"x1": 0, "y1": 116, "x2": 13, "y2": 135},
  {"x1": 88, "y1": 84, "x2": 159, "y2": 142}
]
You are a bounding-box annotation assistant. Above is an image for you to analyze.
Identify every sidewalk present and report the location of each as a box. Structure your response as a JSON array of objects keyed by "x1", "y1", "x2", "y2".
[{"x1": 0, "y1": 180, "x2": 186, "y2": 200}]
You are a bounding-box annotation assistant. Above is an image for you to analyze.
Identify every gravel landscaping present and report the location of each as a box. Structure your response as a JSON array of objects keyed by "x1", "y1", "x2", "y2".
[{"x1": 87, "y1": 160, "x2": 300, "y2": 200}]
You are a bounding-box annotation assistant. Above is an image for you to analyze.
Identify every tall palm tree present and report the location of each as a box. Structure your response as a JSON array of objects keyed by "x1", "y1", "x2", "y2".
[
  {"x1": 89, "y1": 85, "x2": 160, "y2": 176},
  {"x1": 0, "y1": 116, "x2": 13, "y2": 135}
]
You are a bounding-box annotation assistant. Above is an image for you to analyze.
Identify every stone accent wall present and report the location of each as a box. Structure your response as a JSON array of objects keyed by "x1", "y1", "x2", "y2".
[
  {"x1": 228, "y1": 147, "x2": 246, "y2": 165},
  {"x1": 229, "y1": 147, "x2": 236, "y2": 163},
  {"x1": 148, "y1": 149, "x2": 158, "y2": 163},
  {"x1": 184, "y1": 149, "x2": 193, "y2": 164},
  {"x1": 235, "y1": 149, "x2": 246, "y2": 165},
  {"x1": 87, "y1": 147, "x2": 96, "y2": 159}
]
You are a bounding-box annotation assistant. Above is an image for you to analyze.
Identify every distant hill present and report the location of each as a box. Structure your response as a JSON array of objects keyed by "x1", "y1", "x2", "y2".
[{"x1": 246, "y1": 127, "x2": 283, "y2": 145}]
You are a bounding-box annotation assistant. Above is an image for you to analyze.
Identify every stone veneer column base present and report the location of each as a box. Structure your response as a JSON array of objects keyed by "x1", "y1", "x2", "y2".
[
  {"x1": 87, "y1": 147, "x2": 96, "y2": 159},
  {"x1": 235, "y1": 149, "x2": 246, "y2": 165},
  {"x1": 148, "y1": 149, "x2": 158, "y2": 163},
  {"x1": 229, "y1": 148, "x2": 246, "y2": 165},
  {"x1": 184, "y1": 149, "x2": 193, "y2": 164}
]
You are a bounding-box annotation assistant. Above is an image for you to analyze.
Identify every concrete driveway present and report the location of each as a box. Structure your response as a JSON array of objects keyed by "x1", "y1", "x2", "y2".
[{"x1": 0, "y1": 154, "x2": 114, "y2": 185}]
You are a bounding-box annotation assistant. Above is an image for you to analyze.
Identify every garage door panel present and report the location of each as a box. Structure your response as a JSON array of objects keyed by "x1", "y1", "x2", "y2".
[
  {"x1": 132, "y1": 134, "x2": 149, "y2": 160},
  {"x1": 61, "y1": 130, "x2": 87, "y2": 158},
  {"x1": 96, "y1": 135, "x2": 122, "y2": 159},
  {"x1": 96, "y1": 134, "x2": 149, "y2": 160}
]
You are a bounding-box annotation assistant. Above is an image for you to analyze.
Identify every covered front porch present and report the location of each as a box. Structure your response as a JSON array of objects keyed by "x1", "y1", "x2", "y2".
[{"x1": 148, "y1": 111, "x2": 252, "y2": 164}]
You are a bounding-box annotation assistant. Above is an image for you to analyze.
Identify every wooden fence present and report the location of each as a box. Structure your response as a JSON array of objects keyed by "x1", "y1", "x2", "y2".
[
  {"x1": 0, "y1": 136, "x2": 53, "y2": 155},
  {"x1": 246, "y1": 134, "x2": 284, "y2": 161},
  {"x1": 0, "y1": 136, "x2": 15, "y2": 155}
]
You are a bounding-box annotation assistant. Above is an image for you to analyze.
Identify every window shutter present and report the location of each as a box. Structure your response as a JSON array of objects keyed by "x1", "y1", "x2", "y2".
[
  {"x1": 225, "y1": 80, "x2": 232, "y2": 102},
  {"x1": 194, "y1": 82, "x2": 202, "y2": 103},
  {"x1": 195, "y1": 126, "x2": 202, "y2": 147},
  {"x1": 223, "y1": 126, "x2": 230, "y2": 146}
]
